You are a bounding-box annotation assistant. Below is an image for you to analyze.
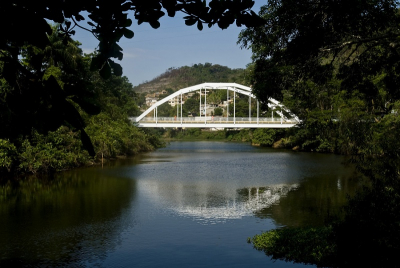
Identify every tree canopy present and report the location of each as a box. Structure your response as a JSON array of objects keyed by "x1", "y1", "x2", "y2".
[
  {"x1": 240, "y1": 1, "x2": 400, "y2": 266},
  {"x1": 239, "y1": 0, "x2": 400, "y2": 110},
  {"x1": 1, "y1": 0, "x2": 263, "y2": 79},
  {"x1": 0, "y1": 0, "x2": 262, "y2": 155}
]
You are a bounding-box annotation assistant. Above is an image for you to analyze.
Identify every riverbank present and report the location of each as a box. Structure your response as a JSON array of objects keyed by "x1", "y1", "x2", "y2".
[
  {"x1": 0, "y1": 141, "x2": 360, "y2": 267},
  {"x1": 162, "y1": 126, "x2": 400, "y2": 267},
  {"x1": 0, "y1": 124, "x2": 165, "y2": 179},
  {"x1": 161, "y1": 127, "x2": 316, "y2": 152},
  {"x1": 162, "y1": 128, "x2": 287, "y2": 148}
]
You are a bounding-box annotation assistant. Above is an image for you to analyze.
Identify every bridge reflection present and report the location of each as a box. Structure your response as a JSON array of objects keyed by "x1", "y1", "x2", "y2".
[{"x1": 140, "y1": 180, "x2": 299, "y2": 224}]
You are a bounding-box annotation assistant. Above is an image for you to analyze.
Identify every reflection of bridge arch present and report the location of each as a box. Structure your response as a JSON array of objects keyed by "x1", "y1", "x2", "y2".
[
  {"x1": 140, "y1": 179, "x2": 299, "y2": 224},
  {"x1": 131, "y1": 83, "x2": 300, "y2": 128}
]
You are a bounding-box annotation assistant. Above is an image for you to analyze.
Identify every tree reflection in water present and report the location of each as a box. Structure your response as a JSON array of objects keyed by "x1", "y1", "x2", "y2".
[{"x1": 0, "y1": 169, "x2": 136, "y2": 267}]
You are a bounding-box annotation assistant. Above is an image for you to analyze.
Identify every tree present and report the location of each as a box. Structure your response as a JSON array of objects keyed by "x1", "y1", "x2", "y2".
[
  {"x1": 214, "y1": 107, "x2": 223, "y2": 116},
  {"x1": 228, "y1": 95, "x2": 257, "y2": 117},
  {"x1": 1, "y1": 0, "x2": 263, "y2": 79},
  {"x1": 0, "y1": 0, "x2": 263, "y2": 155},
  {"x1": 157, "y1": 102, "x2": 175, "y2": 117},
  {"x1": 238, "y1": 0, "x2": 400, "y2": 152},
  {"x1": 1, "y1": 25, "x2": 99, "y2": 155},
  {"x1": 183, "y1": 97, "x2": 199, "y2": 116},
  {"x1": 239, "y1": 0, "x2": 400, "y2": 112},
  {"x1": 241, "y1": 1, "x2": 400, "y2": 265}
]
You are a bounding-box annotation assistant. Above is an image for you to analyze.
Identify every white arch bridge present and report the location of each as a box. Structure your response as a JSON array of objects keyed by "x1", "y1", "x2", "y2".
[{"x1": 131, "y1": 83, "x2": 300, "y2": 128}]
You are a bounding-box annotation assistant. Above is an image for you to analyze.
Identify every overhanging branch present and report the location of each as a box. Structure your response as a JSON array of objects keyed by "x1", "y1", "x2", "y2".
[{"x1": 320, "y1": 32, "x2": 400, "y2": 52}]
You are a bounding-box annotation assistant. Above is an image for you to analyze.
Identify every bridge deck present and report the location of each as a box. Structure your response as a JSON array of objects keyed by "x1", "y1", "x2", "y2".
[{"x1": 131, "y1": 117, "x2": 298, "y2": 128}]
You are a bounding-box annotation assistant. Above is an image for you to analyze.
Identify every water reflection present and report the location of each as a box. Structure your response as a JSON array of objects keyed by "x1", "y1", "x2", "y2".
[
  {"x1": 140, "y1": 179, "x2": 299, "y2": 224},
  {"x1": 255, "y1": 173, "x2": 362, "y2": 227},
  {"x1": 135, "y1": 142, "x2": 360, "y2": 227},
  {"x1": 0, "y1": 168, "x2": 136, "y2": 266},
  {"x1": 0, "y1": 141, "x2": 362, "y2": 267}
]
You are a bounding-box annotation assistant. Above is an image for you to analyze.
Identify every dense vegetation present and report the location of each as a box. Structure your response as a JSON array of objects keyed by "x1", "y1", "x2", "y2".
[
  {"x1": 0, "y1": 0, "x2": 263, "y2": 177},
  {"x1": 164, "y1": 128, "x2": 280, "y2": 147},
  {"x1": 239, "y1": 1, "x2": 400, "y2": 267},
  {"x1": 133, "y1": 63, "x2": 250, "y2": 94},
  {"x1": 0, "y1": 27, "x2": 164, "y2": 177},
  {"x1": 1, "y1": 0, "x2": 399, "y2": 265},
  {"x1": 1, "y1": 0, "x2": 262, "y2": 81}
]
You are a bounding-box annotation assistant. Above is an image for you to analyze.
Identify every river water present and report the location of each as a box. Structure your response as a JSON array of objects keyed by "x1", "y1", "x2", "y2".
[{"x1": 0, "y1": 141, "x2": 361, "y2": 267}]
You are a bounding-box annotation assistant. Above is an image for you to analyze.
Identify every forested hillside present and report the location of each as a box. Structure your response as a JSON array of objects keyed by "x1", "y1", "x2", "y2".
[{"x1": 133, "y1": 63, "x2": 250, "y2": 93}]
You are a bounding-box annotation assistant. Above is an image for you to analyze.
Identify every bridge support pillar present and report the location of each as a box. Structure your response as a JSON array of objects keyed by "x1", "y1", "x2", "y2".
[
  {"x1": 199, "y1": 88, "x2": 202, "y2": 118},
  {"x1": 181, "y1": 92, "x2": 183, "y2": 124},
  {"x1": 257, "y1": 101, "x2": 259, "y2": 125},
  {"x1": 234, "y1": 87, "x2": 236, "y2": 125},
  {"x1": 249, "y1": 95, "x2": 251, "y2": 122},
  {"x1": 227, "y1": 88, "x2": 229, "y2": 121},
  {"x1": 205, "y1": 87, "x2": 207, "y2": 124}
]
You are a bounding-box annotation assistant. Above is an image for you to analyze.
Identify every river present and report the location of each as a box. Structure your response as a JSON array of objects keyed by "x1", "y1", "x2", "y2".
[{"x1": 0, "y1": 141, "x2": 361, "y2": 267}]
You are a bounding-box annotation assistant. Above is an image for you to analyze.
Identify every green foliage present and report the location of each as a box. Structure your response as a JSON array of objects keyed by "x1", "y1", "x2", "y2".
[
  {"x1": 0, "y1": 1, "x2": 260, "y2": 176},
  {"x1": 183, "y1": 97, "x2": 200, "y2": 116},
  {"x1": 2, "y1": 126, "x2": 91, "y2": 175},
  {"x1": 84, "y1": 63, "x2": 140, "y2": 118},
  {"x1": 18, "y1": 127, "x2": 91, "y2": 174},
  {"x1": 238, "y1": 0, "x2": 400, "y2": 154},
  {"x1": 240, "y1": 2, "x2": 400, "y2": 266},
  {"x1": 214, "y1": 107, "x2": 223, "y2": 116},
  {"x1": 82, "y1": 56, "x2": 165, "y2": 160},
  {"x1": 228, "y1": 95, "x2": 258, "y2": 117},
  {"x1": 288, "y1": 111, "x2": 337, "y2": 152},
  {"x1": 165, "y1": 128, "x2": 240, "y2": 141},
  {"x1": 250, "y1": 227, "x2": 336, "y2": 267},
  {"x1": 247, "y1": 101, "x2": 400, "y2": 267},
  {"x1": 166, "y1": 128, "x2": 283, "y2": 146},
  {"x1": 165, "y1": 128, "x2": 220, "y2": 140},
  {"x1": 1, "y1": 2, "x2": 261, "y2": 162},
  {"x1": 85, "y1": 113, "x2": 159, "y2": 159},
  {"x1": 134, "y1": 63, "x2": 250, "y2": 94},
  {"x1": 140, "y1": 128, "x2": 166, "y2": 149},
  {"x1": 225, "y1": 129, "x2": 251, "y2": 142},
  {"x1": 186, "y1": 128, "x2": 202, "y2": 137},
  {"x1": 42, "y1": 66, "x2": 63, "y2": 87},
  {"x1": 207, "y1": 89, "x2": 228, "y2": 104},
  {"x1": 1, "y1": 25, "x2": 98, "y2": 156},
  {"x1": 157, "y1": 102, "x2": 176, "y2": 117},
  {"x1": 239, "y1": 0, "x2": 400, "y2": 104},
  {"x1": 81, "y1": 58, "x2": 165, "y2": 160},
  {"x1": 0, "y1": 140, "x2": 17, "y2": 173},
  {"x1": 251, "y1": 129, "x2": 276, "y2": 146},
  {"x1": 1, "y1": 1, "x2": 261, "y2": 84},
  {"x1": 0, "y1": 32, "x2": 163, "y2": 175}
]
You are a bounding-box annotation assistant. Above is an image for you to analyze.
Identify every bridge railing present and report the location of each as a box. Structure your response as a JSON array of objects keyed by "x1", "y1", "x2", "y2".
[{"x1": 131, "y1": 116, "x2": 298, "y2": 124}]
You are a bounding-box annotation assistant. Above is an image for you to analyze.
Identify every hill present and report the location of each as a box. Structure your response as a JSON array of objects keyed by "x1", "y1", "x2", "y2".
[{"x1": 132, "y1": 63, "x2": 250, "y2": 94}]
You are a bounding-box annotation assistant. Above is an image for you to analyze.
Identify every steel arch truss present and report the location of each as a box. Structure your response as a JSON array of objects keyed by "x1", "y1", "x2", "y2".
[{"x1": 132, "y1": 82, "x2": 300, "y2": 128}]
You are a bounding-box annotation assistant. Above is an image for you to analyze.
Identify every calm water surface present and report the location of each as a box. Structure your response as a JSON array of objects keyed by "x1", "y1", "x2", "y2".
[{"x1": 0, "y1": 141, "x2": 360, "y2": 267}]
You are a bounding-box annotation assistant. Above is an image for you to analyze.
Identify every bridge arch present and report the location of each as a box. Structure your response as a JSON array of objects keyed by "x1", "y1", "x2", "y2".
[{"x1": 133, "y1": 82, "x2": 300, "y2": 128}]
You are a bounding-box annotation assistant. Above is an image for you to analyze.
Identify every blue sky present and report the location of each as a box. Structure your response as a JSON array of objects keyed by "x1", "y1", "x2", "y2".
[{"x1": 74, "y1": 1, "x2": 265, "y2": 87}]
